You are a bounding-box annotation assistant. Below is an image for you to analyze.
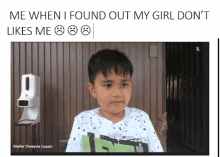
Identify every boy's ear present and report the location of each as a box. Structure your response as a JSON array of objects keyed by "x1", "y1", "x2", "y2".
[{"x1": 87, "y1": 82, "x2": 97, "y2": 99}]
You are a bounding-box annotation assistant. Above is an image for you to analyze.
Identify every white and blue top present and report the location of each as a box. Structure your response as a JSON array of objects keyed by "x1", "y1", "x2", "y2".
[{"x1": 66, "y1": 107, "x2": 164, "y2": 152}]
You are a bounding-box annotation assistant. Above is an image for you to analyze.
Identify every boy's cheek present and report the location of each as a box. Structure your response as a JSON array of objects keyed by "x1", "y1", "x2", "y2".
[
  {"x1": 125, "y1": 88, "x2": 132, "y2": 95},
  {"x1": 124, "y1": 90, "x2": 132, "y2": 103},
  {"x1": 96, "y1": 90, "x2": 109, "y2": 100}
]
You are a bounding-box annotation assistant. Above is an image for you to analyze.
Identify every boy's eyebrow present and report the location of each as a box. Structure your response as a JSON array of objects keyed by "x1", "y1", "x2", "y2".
[
  {"x1": 101, "y1": 79, "x2": 131, "y2": 83},
  {"x1": 122, "y1": 79, "x2": 128, "y2": 82},
  {"x1": 102, "y1": 80, "x2": 113, "y2": 83},
  {"x1": 122, "y1": 79, "x2": 131, "y2": 82}
]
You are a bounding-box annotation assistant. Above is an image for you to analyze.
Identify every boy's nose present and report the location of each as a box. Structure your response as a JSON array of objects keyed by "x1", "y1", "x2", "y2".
[{"x1": 112, "y1": 87, "x2": 123, "y2": 97}]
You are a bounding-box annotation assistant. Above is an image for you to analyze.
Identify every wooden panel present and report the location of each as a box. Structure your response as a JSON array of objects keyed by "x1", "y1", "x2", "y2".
[
  {"x1": 157, "y1": 43, "x2": 163, "y2": 118},
  {"x1": 89, "y1": 43, "x2": 97, "y2": 110},
  {"x1": 51, "y1": 42, "x2": 58, "y2": 152},
  {"x1": 45, "y1": 43, "x2": 51, "y2": 152},
  {"x1": 32, "y1": 42, "x2": 39, "y2": 152},
  {"x1": 130, "y1": 43, "x2": 137, "y2": 108},
  {"x1": 39, "y1": 42, "x2": 45, "y2": 152},
  {"x1": 11, "y1": 43, "x2": 15, "y2": 152},
  {"x1": 70, "y1": 43, "x2": 77, "y2": 128},
  {"x1": 166, "y1": 43, "x2": 169, "y2": 113},
  {"x1": 144, "y1": 43, "x2": 151, "y2": 116},
  {"x1": 14, "y1": 42, "x2": 20, "y2": 152},
  {"x1": 95, "y1": 42, "x2": 103, "y2": 110},
  {"x1": 150, "y1": 43, "x2": 157, "y2": 124},
  {"x1": 20, "y1": 42, "x2": 26, "y2": 152},
  {"x1": 123, "y1": 43, "x2": 131, "y2": 107},
  {"x1": 137, "y1": 43, "x2": 144, "y2": 111},
  {"x1": 95, "y1": 42, "x2": 103, "y2": 111},
  {"x1": 102, "y1": 42, "x2": 108, "y2": 49},
  {"x1": 162, "y1": 42, "x2": 166, "y2": 151},
  {"x1": 26, "y1": 42, "x2": 32, "y2": 73},
  {"x1": 167, "y1": 43, "x2": 171, "y2": 115},
  {"x1": 26, "y1": 42, "x2": 33, "y2": 152},
  {"x1": 114, "y1": 42, "x2": 123, "y2": 52},
  {"x1": 83, "y1": 43, "x2": 90, "y2": 111},
  {"x1": 64, "y1": 43, "x2": 71, "y2": 141},
  {"x1": 57, "y1": 42, "x2": 64, "y2": 152},
  {"x1": 32, "y1": 43, "x2": 38, "y2": 75},
  {"x1": 108, "y1": 42, "x2": 115, "y2": 49},
  {"x1": 120, "y1": 42, "x2": 125, "y2": 53},
  {"x1": 95, "y1": 42, "x2": 102, "y2": 52},
  {"x1": 162, "y1": 43, "x2": 166, "y2": 113},
  {"x1": 77, "y1": 43, "x2": 83, "y2": 114}
]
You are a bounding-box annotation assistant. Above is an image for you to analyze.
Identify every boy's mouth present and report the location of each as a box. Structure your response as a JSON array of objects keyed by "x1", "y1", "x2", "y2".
[{"x1": 111, "y1": 101, "x2": 125, "y2": 103}]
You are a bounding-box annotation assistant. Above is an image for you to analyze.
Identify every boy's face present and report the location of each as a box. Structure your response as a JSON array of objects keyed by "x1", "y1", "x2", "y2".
[{"x1": 88, "y1": 70, "x2": 132, "y2": 114}]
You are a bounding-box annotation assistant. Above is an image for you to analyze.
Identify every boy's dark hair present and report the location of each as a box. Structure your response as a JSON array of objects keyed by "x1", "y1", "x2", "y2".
[{"x1": 88, "y1": 49, "x2": 133, "y2": 85}]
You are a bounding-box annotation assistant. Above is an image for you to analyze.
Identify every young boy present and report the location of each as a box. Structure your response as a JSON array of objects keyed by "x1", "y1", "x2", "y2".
[{"x1": 66, "y1": 49, "x2": 164, "y2": 152}]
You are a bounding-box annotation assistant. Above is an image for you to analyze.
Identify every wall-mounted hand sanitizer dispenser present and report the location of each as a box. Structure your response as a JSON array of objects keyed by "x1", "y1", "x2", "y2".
[{"x1": 16, "y1": 74, "x2": 40, "y2": 126}]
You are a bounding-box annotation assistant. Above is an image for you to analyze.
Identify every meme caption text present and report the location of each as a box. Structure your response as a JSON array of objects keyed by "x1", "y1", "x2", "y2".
[{"x1": 8, "y1": 10, "x2": 210, "y2": 36}]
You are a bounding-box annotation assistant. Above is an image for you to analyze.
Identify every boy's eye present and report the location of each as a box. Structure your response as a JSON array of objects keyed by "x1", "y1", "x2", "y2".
[
  {"x1": 104, "y1": 84, "x2": 112, "y2": 88},
  {"x1": 122, "y1": 83, "x2": 128, "y2": 87}
]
